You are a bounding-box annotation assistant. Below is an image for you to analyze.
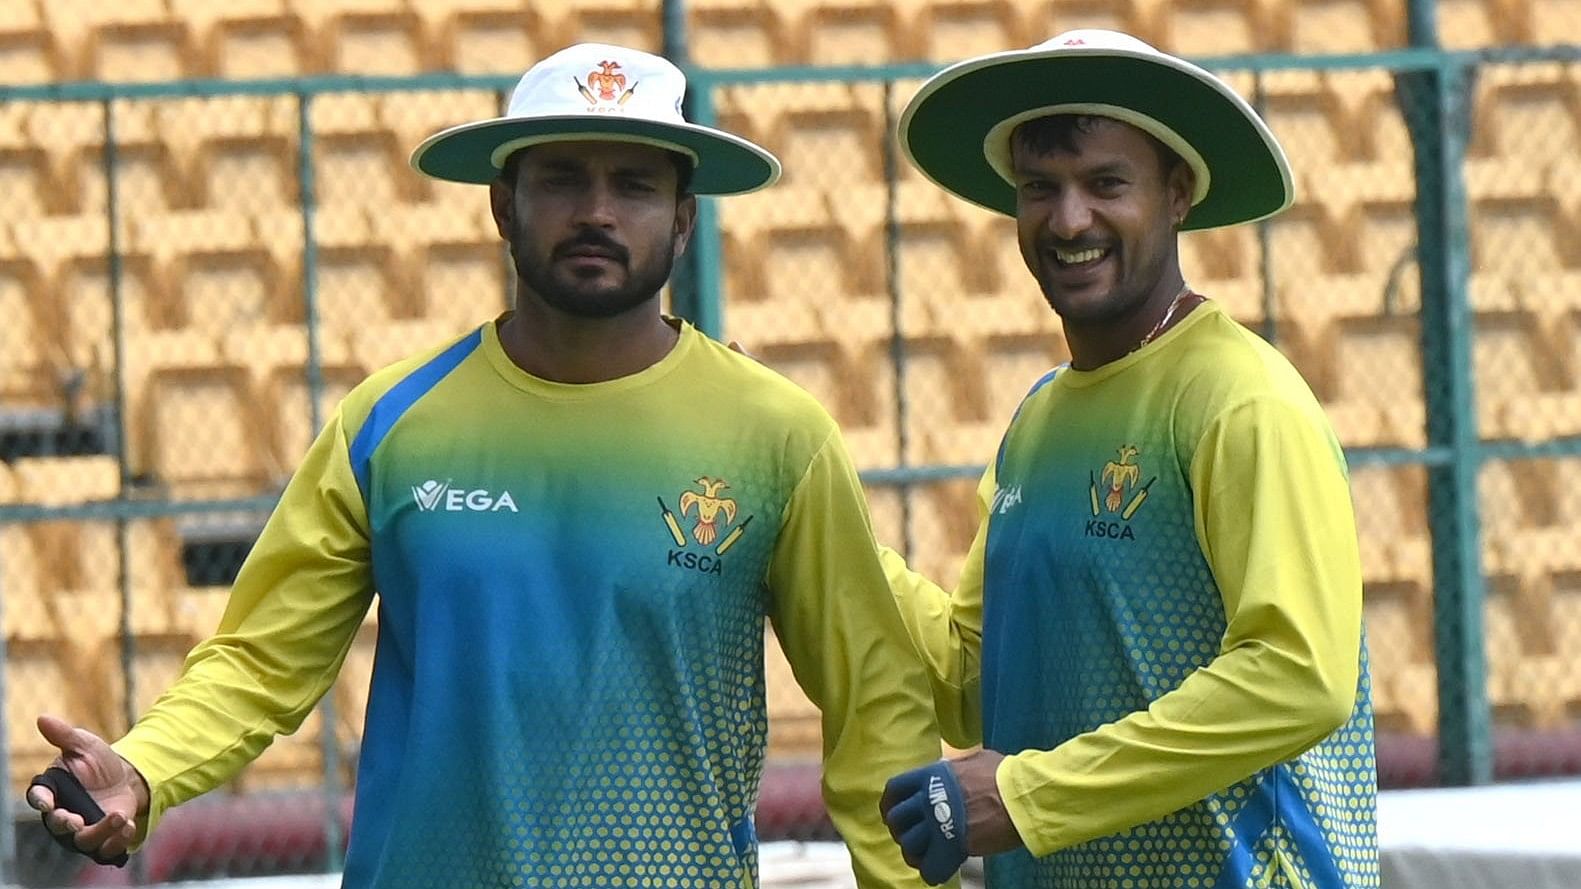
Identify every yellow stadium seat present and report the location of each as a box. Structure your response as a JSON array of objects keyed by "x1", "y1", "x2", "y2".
[
  {"x1": 165, "y1": 0, "x2": 303, "y2": 77},
  {"x1": 40, "y1": 0, "x2": 192, "y2": 82},
  {"x1": 0, "y1": 0, "x2": 56, "y2": 84},
  {"x1": 0, "y1": 257, "x2": 51, "y2": 404},
  {"x1": 687, "y1": 0, "x2": 792, "y2": 68},
  {"x1": 1157, "y1": 0, "x2": 1285, "y2": 55},
  {"x1": 140, "y1": 364, "x2": 273, "y2": 496},
  {"x1": 351, "y1": 318, "x2": 473, "y2": 376},
  {"x1": 414, "y1": 1, "x2": 552, "y2": 75},
  {"x1": 911, "y1": 0, "x2": 1027, "y2": 62},
  {"x1": 13, "y1": 456, "x2": 120, "y2": 507},
  {"x1": 6, "y1": 641, "x2": 116, "y2": 794},
  {"x1": 1288, "y1": 0, "x2": 1400, "y2": 53},
  {"x1": 556, "y1": 0, "x2": 665, "y2": 53},
  {"x1": 1, "y1": 526, "x2": 50, "y2": 640},
  {"x1": 1531, "y1": 0, "x2": 1581, "y2": 46}
]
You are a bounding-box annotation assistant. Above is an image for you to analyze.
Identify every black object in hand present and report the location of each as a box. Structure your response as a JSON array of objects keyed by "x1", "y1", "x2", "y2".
[{"x1": 29, "y1": 766, "x2": 130, "y2": 867}]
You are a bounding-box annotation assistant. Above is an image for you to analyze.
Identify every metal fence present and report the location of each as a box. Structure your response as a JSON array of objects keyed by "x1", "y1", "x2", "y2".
[{"x1": 2, "y1": 1, "x2": 1581, "y2": 884}]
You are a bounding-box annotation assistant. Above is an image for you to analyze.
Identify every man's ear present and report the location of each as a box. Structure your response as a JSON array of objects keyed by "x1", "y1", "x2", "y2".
[
  {"x1": 1168, "y1": 162, "x2": 1195, "y2": 228},
  {"x1": 672, "y1": 193, "x2": 698, "y2": 257},
  {"x1": 489, "y1": 176, "x2": 514, "y2": 240}
]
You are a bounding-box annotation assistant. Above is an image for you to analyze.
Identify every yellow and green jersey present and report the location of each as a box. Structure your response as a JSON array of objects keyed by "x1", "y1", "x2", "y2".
[
  {"x1": 884, "y1": 301, "x2": 1379, "y2": 888},
  {"x1": 113, "y1": 317, "x2": 945, "y2": 888}
]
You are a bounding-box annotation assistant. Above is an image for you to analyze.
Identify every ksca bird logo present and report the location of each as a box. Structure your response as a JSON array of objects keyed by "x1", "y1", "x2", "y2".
[{"x1": 679, "y1": 477, "x2": 737, "y2": 546}]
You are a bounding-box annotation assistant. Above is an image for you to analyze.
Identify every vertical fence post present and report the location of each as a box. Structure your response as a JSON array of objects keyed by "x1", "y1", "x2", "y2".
[
  {"x1": 102, "y1": 96, "x2": 153, "y2": 885},
  {"x1": 1401, "y1": 0, "x2": 1494, "y2": 785},
  {"x1": 880, "y1": 80, "x2": 915, "y2": 557},
  {"x1": 297, "y1": 91, "x2": 347, "y2": 871},
  {"x1": 662, "y1": 0, "x2": 721, "y2": 335},
  {"x1": 680, "y1": 78, "x2": 725, "y2": 340}
]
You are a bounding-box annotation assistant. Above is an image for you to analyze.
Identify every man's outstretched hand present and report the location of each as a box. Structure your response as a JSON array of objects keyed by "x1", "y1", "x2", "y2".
[{"x1": 27, "y1": 715, "x2": 149, "y2": 866}]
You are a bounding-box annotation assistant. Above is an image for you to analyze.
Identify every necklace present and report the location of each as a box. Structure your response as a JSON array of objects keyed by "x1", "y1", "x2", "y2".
[{"x1": 1138, "y1": 284, "x2": 1195, "y2": 348}]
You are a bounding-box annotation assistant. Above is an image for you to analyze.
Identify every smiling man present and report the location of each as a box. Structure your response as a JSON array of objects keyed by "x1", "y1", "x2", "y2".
[
  {"x1": 24, "y1": 43, "x2": 948, "y2": 889},
  {"x1": 875, "y1": 30, "x2": 1380, "y2": 889}
]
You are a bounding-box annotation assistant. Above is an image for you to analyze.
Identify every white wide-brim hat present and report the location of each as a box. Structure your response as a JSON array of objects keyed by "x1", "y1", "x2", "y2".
[
  {"x1": 898, "y1": 29, "x2": 1293, "y2": 231},
  {"x1": 411, "y1": 43, "x2": 781, "y2": 195}
]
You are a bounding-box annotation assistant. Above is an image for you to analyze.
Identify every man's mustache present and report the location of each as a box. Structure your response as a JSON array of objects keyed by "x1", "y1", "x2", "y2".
[{"x1": 554, "y1": 231, "x2": 630, "y2": 265}]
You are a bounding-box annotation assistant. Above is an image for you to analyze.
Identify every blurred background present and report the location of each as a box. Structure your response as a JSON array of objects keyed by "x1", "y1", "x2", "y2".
[{"x1": 0, "y1": 0, "x2": 1578, "y2": 886}]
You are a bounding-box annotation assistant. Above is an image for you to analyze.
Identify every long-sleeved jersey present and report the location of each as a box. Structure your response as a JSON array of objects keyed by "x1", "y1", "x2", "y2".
[
  {"x1": 113, "y1": 317, "x2": 944, "y2": 888},
  {"x1": 883, "y1": 300, "x2": 1379, "y2": 888}
]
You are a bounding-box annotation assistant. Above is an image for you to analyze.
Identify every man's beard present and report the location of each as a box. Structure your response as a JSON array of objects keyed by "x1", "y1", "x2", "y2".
[{"x1": 514, "y1": 227, "x2": 676, "y2": 319}]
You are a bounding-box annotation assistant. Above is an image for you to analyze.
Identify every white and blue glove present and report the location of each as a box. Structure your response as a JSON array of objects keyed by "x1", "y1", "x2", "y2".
[{"x1": 880, "y1": 761, "x2": 969, "y2": 885}]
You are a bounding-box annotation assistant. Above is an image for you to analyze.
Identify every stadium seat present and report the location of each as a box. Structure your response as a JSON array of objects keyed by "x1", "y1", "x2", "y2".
[
  {"x1": 40, "y1": 0, "x2": 192, "y2": 82},
  {"x1": 415, "y1": 1, "x2": 554, "y2": 75},
  {"x1": 1046, "y1": 0, "x2": 1157, "y2": 44},
  {"x1": 686, "y1": 0, "x2": 790, "y2": 68},
  {"x1": 131, "y1": 209, "x2": 286, "y2": 337},
  {"x1": 1530, "y1": 0, "x2": 1581, "y2": 45},
  {"x1": 911, "y1": 0, "x2": 1028, "y2": 62},
  {"x1": 1, "y1": 526, "x2": 50, "y2": 639},
  {"x1": 1362, "y1": 583, "x2": 1438, "y2": 735},
  {"x1": 288, "y1": 0, "x2": 426, "y2": 75},
  {"x1": 140, "y1": 364, "x2": 271, "y2": 495},
  {"x1": 792, "y1": 0, "x2": 913, "y2": 64},
  {"x1": 0, "y1": 259, "x2": 50, "y2": 405},
  {"x1": 1288, "y1": 0, "x2": 1400, "y2": 52},
  {"x1": 166, "y1": 0, "x2": 305, "y2": 78},
  {"x1": 376, "y1": 90, "x2": 503, "y2": 187},
  {"x1": 6, "y1": 640, "x2": 116, "y2": 793},
  {"x1": 0, "y1": 0, "x2": 56, "y2": 84},
  {"x1": 1439, "y1": 0, "x2": 1519, "y2": 47},
  {"x1": 312, "y1": 94, "x2": 412, "y2": 208},
  {"x1": 13, "y1": 456, "x2": 120, "y2": 507},
  {"x1": 555, "y1": 0, "x2": 665, "y2": 53},
  {"x1": 761, "y1": 83, "x2": 888, "y2": 192},
  {"x1": 351, "y1": 318, "x2": 474, "y2": 376},
  {"x1": 904, "y1": 477, "x2": 981, "y2": 598},
  {"x1": 1157, "y1": 0, "x2": 1284, "y2": 55},
  {"x1": 154, "y1": 95, "x2": 302, "y2": 212}
]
